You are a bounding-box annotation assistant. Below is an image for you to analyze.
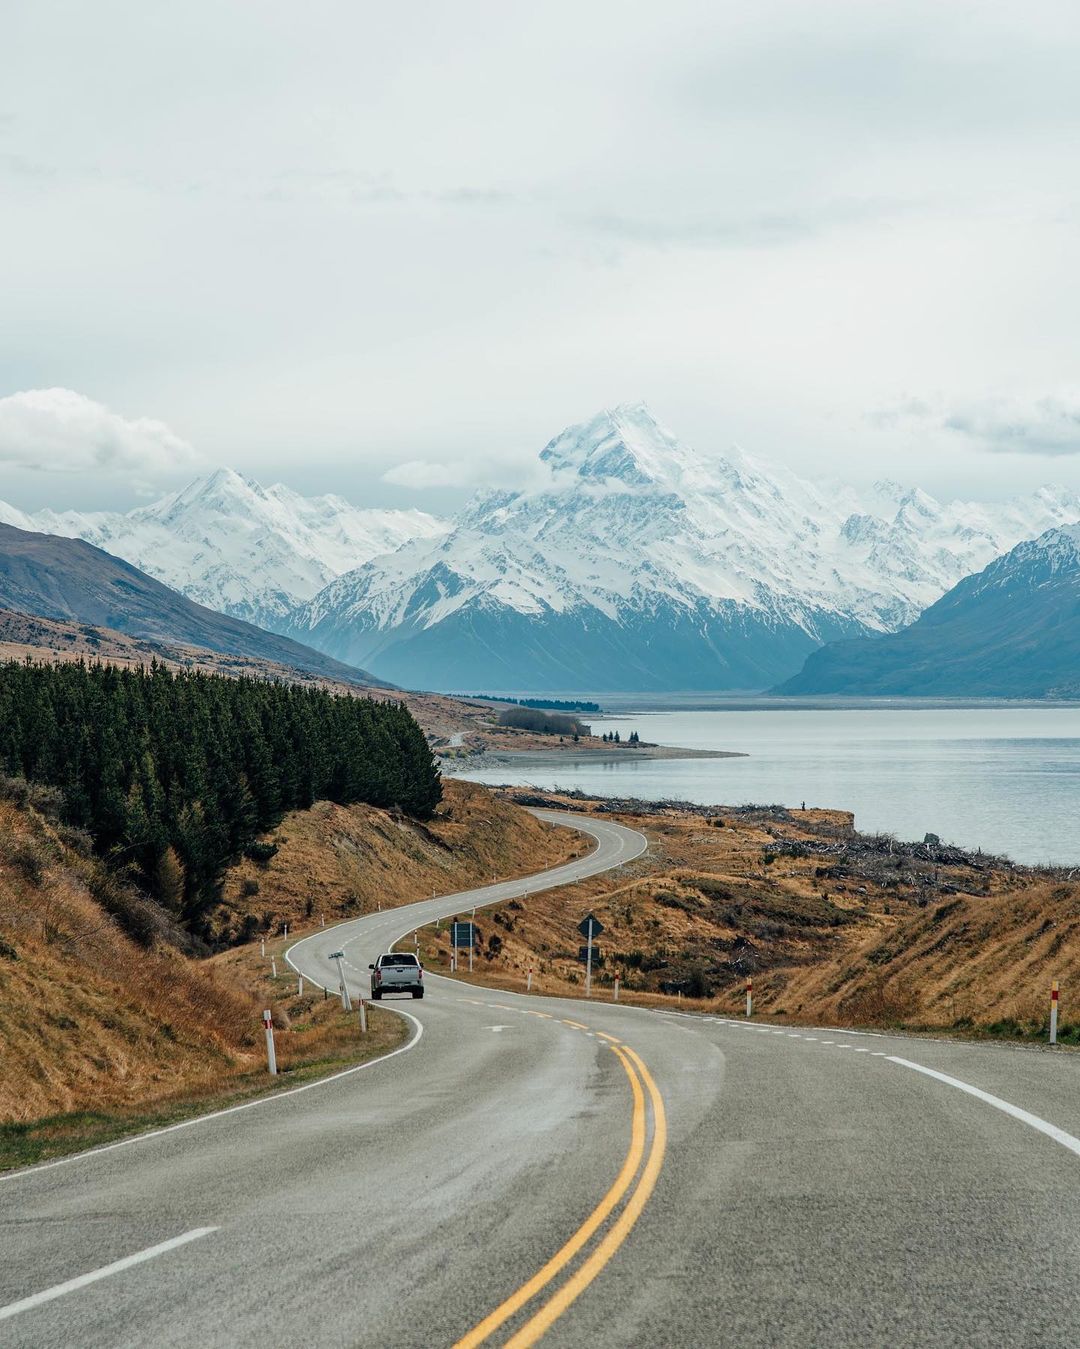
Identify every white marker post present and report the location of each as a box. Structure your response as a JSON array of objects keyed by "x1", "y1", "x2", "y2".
[
  {"x1": 585, "y1": 921, "x2": 594, "y2": 999},
  {"x1": 1051, "y1": 980, "x2": 1059, "y2": 1045},
  {"x1": 527, "y1": 967, "x2": 533, "y2": 992},
  {"x1": 329, "y1": 951, "x2": 352, "y2": 1011},
  {"x1": 297, "y1": 974, "x2": 304, "y2": 997},
  {"x1": 271, "y1": 957, "x2": 277, "y2": 978},
  {"x1": 358, "y1": 998, "x2": 367, "y2": 1035},
  {"x1": 613, "y1": 975, "x2": 620, "y2": 1002},
  {"x1": 260, "y1": 938, "x2": 266, "y2": 958},
  {"x1": 283, "y1": 923, "x2": 288, "y2": 940},
  {"x1": 469, "y1": 909, "x2": 476, "y2": 974},
  {"x1": 745, "y1": 975, "x2": 753, "y2": 1019},
  {"x1": 263, "y1": 1010, "x2": 277, "y2": 1076}
]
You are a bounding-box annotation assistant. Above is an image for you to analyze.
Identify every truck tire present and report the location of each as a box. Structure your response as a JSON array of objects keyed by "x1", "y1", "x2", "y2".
[
  {"x1": 371, "y1": 988, "x2": 382, "y2": 1000},
  {"x1": 412, "y1": 988, "x2": 424, "y2": 999}
]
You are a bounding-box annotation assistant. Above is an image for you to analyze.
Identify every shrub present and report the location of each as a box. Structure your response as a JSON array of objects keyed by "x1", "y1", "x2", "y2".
[{"x1": 241, "y1": 878, "x2": 260, "y2": 897}]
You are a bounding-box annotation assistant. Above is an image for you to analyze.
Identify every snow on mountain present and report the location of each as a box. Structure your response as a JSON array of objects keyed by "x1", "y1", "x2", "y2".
[
  {"x1": 286, "y1": 403, "x2": 1080, "y2": 692},
  {"x1": 0, "y1": 469, "x2": 448, "y2": 629},
  {"x1": 776, "y1": 522, "x2": 1080, "y2": 697}
]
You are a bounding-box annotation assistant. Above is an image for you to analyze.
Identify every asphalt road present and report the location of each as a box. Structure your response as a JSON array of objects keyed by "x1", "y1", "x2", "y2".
[{"x1": 2, "y1": 810, "x2": 1080, "y2": 1347}]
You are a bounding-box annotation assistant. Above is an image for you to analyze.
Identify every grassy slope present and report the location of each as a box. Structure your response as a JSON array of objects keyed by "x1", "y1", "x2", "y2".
[
  {"x1": 416, "y1": 796, "x2": 1080, "y2": 1041},
  {"x1": 0, "y1": 778, "x2": 579, "y2": 1167},
  {"x1": 213, "y1": 778, "x2": 582, "y2": 942}
]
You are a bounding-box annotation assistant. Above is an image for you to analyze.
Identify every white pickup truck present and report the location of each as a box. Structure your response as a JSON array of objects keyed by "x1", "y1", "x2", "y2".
[{"x1": 369, "y1": 951, "x2": 424, "y2": 1000}]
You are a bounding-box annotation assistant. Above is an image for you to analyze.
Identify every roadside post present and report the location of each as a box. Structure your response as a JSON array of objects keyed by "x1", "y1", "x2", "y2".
[
  {"x1": 746, "y1": 975, "x2": 752, "y2": 1019},
  {"x1": 283, "y1": 923, "x2": 288, "y2": 940},
  {"x1": 297, "y1": 974, "x2": 304, "y2": 997},
  {"x1": 527, "y1": 967, "x2": 533, "y2": 992},
  {"x1": 1051, "y1": 980, "x2": 1059, "y2": 1045},
  {"x1": 260, "y1": 938, "x2": 266, "y2": 958},
  {"x1": 613, "y1": 975, "x2": 620, "y2": 1002},
  {"x1": 358, "y1": 998, "x2": 368, "y2": 1035},
  {"x1": 271, "y1": 957, "x2": 277, "y2": 978},
  {"x1": 329, "y1": 950, "x2": 352, "y2": 1011},
  {"x1": 263, "y1": 1009, "x2": 277, "y2": 1076},
  {"x1": 470, "y1": 908, "x2": 476, "y2": 973},
  {"x1": 578, "y1": 913, "x2": 604, "y2": 999}
]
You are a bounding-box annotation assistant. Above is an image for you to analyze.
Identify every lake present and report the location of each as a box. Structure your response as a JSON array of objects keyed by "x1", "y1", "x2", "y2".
[{"x1": 451, "y1": 701, "x2": 1080, "y2": 865}]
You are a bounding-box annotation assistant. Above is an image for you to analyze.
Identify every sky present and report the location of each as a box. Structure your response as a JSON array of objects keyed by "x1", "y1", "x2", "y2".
[{"x1": 4, "y1": 0, "x2": 1080, "y2": 514}]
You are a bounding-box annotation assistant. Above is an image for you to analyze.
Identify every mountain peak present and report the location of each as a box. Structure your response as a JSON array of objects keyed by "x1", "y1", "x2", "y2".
[{"x1": 538, "y1": 402, "x2": 696, "y2": 488}]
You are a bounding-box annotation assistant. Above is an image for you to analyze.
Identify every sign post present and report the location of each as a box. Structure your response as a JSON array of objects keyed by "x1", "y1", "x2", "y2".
[
  {"x1": 329, "y1": 951, "x2": 351, "y2": 1011},
  {"x1": 746, "y1": 975, "x2": 753, "y2": 1019},
  {"x1": 578, "y1": 914, "x2": 604, "y2": 999},
  {"x1": 1051, "y1": 979, "x2": 1059, "y2": 1045}
]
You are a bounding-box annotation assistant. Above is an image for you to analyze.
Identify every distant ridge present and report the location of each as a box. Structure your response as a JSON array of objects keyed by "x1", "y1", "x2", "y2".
[
  {"x1": 0, "y1": 522, "x2": 390, "y2": 688},
  {"x1": 775, "y1": 524, "x2": 1080, "y2": 697}
]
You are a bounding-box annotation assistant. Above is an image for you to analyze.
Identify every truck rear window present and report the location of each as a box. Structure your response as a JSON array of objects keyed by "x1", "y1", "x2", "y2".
[{"x1": 380, "y1": 954, "x2": 419, "y2": 966}]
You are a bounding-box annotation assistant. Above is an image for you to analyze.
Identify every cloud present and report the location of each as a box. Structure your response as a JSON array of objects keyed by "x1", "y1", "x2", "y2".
[
  {"x1": 876, "y1": 389, "x2": 1080, "y2": 456},
  {"x1": 381, "y1": 458, "x2": 486, "y2": 489},
  {"x1": 0, "y1": 388, "x2": 197, "y2": 475}
]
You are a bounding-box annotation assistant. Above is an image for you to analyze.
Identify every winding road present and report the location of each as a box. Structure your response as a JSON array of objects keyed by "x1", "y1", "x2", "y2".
[{"x1": 2, "y1": 810, "x2": 1080, "y2": 1347}]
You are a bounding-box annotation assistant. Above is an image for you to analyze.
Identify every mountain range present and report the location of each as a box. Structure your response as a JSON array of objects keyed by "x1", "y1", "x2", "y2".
[
  {"x1": 0, "y1": 470, "x2": 447, "y2": 630},
  {"x1": 5, "y1": 403, "x2": 1079, "y2": 693},
  {"x1": 284, "y1": 404, "x2": 1080, "y2": 691},
  {"x1": 775, "y1": 525, "x2": 1080, "y2": 698}
]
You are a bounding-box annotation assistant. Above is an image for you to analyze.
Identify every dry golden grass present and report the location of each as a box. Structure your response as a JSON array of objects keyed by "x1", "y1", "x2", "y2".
[
  {"x1": 416, "y1": 795, "x2": 1080, "y2": 1039},
  {"x1": 0, "y1": 777, "x2": 575, "y2": 1156},
  {"x1": 0, "y1": 787, "x2": 412, "y2": 1138},
  {"x1": 214, "y1": 778, "x2": 582, "y2": 942}
]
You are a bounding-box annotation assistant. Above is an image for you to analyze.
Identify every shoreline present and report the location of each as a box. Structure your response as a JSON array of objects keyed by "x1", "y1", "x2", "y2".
[{"x1": 440, "y1": 742, "x2": 745, "y2": 772}]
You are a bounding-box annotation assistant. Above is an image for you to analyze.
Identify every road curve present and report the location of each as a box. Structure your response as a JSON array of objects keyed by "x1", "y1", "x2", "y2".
[{"x1": 2, "y1": 810, "x2": 1080, "y2": 1347}]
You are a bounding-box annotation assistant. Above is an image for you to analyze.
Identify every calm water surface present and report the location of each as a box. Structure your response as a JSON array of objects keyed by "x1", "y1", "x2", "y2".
[{"x1": 453, "y1": 704, "x2": 1080, "y2": 865}]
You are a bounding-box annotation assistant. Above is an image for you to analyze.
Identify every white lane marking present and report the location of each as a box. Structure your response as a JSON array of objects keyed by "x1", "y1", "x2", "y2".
[
  {"x1": 888, "y1": 1057, "x2": 1080, "y2": 1160},
  {"x1": 835, "y1": 1045, "x2": 853, "y2": 1050},
  {"x1": 0, "y1": 1228, "x2": 217, "y2": 1322},
  {"x1": 804, "y1": 1037, "x2": 818, "y2": 1042},
  {"x1": 871, "y1": 1052, "x2": 888, "y2": 1057},
  {"x1": 2, "y1": 1013, "x2": 424, "y2": 1186},
  {"x1": 484, "y1": 1025, "x2": 511, "y2": 1032},
  {"x1": 853, "y1": 1047, "x2": 869, "y2": 1053}
]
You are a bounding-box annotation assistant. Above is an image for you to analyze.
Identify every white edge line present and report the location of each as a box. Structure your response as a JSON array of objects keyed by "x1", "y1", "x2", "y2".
[
  {"x1": 887, "y1": 1056, "x2": 1080, "y2": 1159},
  {"x1": 1, "y1": 1013, "x2": 423, "y2": 1186},
  {"x1": 4, "y1": 811, "x2": 642, "y2": 1187},
  {"x1": 0, "y1": 1227, "x2": 218, "y2": 1322}
]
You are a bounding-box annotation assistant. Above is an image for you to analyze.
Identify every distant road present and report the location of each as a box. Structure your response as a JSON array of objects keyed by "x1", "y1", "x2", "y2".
[{"x1": 3, "y1": 812, "x2": 1080, "y2": 1346}]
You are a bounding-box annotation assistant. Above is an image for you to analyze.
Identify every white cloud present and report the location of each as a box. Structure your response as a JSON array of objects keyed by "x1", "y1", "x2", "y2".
[
  {"x1": 0, "y1": 388, "x2": 197, "y2": 476},
  {"x1": 381, "y1": 459, "x2": 488, "y2": 489},
  {"x1": 876, "y1": 389, "x2": 1080, "y2": 456}
]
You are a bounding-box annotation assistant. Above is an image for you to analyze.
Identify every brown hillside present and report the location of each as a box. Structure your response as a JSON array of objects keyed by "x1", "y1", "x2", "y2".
[
  {"x1": 214, "y1": 778, "x2": 582, "y2": 942},
  {"x1": 417, "y1": 792, "x2": 1080, "y2": 1038}
]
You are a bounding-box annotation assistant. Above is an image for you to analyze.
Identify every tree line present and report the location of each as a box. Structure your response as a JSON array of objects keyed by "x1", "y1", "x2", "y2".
[{"x1": 0, "y1": 660, "x2": 440, "y2": 932}]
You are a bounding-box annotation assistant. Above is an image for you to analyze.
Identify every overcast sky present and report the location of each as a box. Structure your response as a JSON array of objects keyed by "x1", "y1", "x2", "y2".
[{"x1": 4, "y1": 0, "x2": 1080, "y2": 513}]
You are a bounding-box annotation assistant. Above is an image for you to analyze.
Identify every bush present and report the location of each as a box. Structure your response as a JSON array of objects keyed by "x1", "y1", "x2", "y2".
[
  {"x1": 241, "y1": 878, "x2": 260, "y2": 897},
  {"x1": 496, "y1": 707, "x2": 589, "y2": 736},
  {"x1": 244, "y1": 841, "x2": 278, "y2": 867}
]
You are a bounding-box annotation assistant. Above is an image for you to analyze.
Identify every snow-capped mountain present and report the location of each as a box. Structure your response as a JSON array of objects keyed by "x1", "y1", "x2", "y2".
[
  {"x1": 777, "y1": 523, "x2": 1080, "y2": 697},
  {"x1": 0, "y1": 469, "x2": 448, "y2": 629},
  {"x1": 285, "y1": 403, "x2": 1080, "y2": 692}
]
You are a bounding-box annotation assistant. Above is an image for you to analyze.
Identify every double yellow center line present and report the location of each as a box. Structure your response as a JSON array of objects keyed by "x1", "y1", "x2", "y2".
[{"x1": 453, "y1": 1037, "x2": 667, "y2": 1348}]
